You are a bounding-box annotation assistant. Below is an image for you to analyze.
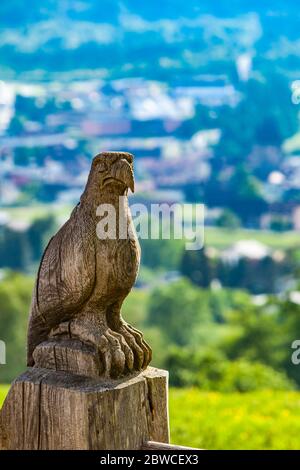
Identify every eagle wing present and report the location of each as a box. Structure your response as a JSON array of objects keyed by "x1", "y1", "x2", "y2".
[{"x1": 27, "y1": 207, "x2": 96, "y2": 365}]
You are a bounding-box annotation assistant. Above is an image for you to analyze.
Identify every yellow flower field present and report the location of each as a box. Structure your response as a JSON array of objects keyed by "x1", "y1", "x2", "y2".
[
  {"x1": 170, "y1": 389, "x2": 300, "y2": 449},
  {"x1": 0, "y1": 386, "x2": 9, "y2": 409}
]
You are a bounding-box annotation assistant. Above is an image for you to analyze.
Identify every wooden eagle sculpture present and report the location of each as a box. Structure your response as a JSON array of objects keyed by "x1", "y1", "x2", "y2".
[{"x1": 27, "y1": 151, "x2": 152, "y2": 378}]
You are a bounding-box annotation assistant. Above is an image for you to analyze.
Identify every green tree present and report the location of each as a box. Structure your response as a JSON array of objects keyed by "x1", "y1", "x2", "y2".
[
  {"x1": 276, "y1": 298, "x2": 300, "y2": 387},
  {"x1": 28, "y1": 215, "x2": 55, "y2": 261},
  {"x1": 140, "y1": 238, "x2": 185, "y2": 271},
  {"x1": 181, "y1": 248, "x2": 215, "y2": 288},
  {"x1": 165, "y1": 346, "x2": 294, "y2": 391},
  {"x1": 222, "y1": 302, "x2": 285, "y2": 368},
  {"x1": 148, "y1": 279, "x2": 211, "y2": 346},
  {"x1": 0, "y1": 227, "x2": 31, "y2": 271},
  {"x1": 0, "y1": 272, "x2": 34, "y2": 383},
  {"x1": 217, "y1": 209, "x2": 241, "y2": 229}
]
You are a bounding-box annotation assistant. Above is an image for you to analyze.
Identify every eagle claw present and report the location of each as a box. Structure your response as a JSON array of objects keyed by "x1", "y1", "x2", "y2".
[
  {"x1": 98, "y1": 325, "x2": 151, "y2": 378},
  {"x1": 98, "y1": 328, "x2": 133, "y2": 378},
  {"x1": 117, "y1": 323, "x2": 152, "y2": 371},
  {"x1": 49, "y1": 318, "x2": 151, "y2": 378}
]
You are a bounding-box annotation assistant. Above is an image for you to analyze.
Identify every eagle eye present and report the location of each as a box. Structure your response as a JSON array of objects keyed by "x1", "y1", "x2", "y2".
[{"x1": 97, "y1": 161, "x2": 108, "y2": 173}]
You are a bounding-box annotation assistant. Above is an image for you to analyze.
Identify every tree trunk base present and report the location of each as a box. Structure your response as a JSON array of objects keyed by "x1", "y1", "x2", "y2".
[{"x1": 0, "y1": 367, "x2": 169, "y2": 450}]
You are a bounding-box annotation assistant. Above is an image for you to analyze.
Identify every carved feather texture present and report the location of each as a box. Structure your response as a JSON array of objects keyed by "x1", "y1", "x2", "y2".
[{"x1": 27, "y1": 152, "x2": 145, "y2": 371}]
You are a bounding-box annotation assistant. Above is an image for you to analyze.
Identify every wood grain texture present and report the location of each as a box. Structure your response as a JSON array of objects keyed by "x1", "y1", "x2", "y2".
[
  {"x1": 142, "y1": 441, "x2": 201, "y2": 450},
  {"x1": 0, "y1": 367, "x2": 169, "y2": 450},
  {"x1": 27, "y1": 152, "x2": 152, "y2": 379},
  {"x1": 33, "y1": 339, "x2": 104, "y2": 378}
]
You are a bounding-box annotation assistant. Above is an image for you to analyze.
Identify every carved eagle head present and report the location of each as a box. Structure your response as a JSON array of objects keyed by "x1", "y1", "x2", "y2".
[{"x1": 88, "y1": 151, "x2": 135, "y2": 195}]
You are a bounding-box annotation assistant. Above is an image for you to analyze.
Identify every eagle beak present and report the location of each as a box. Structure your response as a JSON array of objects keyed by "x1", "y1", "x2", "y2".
[{"x1": 111, "y1": 158, "x2": 135, "y2": 193}]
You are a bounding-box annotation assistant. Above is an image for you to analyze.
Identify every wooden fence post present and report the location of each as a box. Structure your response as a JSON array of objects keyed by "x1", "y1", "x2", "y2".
[{"x1": 0, "y1": 366, "x2": 169, "y2": 450}]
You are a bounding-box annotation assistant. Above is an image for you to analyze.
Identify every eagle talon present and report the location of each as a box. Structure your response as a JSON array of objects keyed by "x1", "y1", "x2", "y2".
[
  {"x1": 126, "y1": 324, "x2": 152, "y2": 368},
  {"x1": 48, "y1": 319, "x2": 148, "y2": 377},
  {"x1": 116, "y1": 323, "x2": 152, "y2": 371},
  {"x1": 98, "y1": 329, "x2": 126, "y2": 378}
]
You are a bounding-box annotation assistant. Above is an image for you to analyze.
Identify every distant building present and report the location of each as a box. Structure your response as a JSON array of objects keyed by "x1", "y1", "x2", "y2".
[
  {"x1": 7, "y1": 219, "x2": 30, "y2": 232},
  {"x1": 292, "y1": 205, "x2": 300, "y2": 231},
  {"x1": 81, "y1": 119, "x2": 131, "y2": 136},
  {"x1": 221, "y1": 240, "x2": 271, "y2": 264},
  {"x1": 0, "y1": 211, "x2": 10, "y2": 226},
  {"x1": 0, "y1": 81, "x2": 15, "y2": 134},
  {"x1": 0, "y1": 180, "x2": 20, "y2": 205}
]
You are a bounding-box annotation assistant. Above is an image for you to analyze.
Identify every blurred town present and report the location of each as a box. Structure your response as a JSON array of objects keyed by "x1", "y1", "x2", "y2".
[
  {"x1": 1, "y1": 73, "x2": 300, "y2": 225},
  {"x1": 1, "y1": 70, "x2": 300, "y2": 293},
  {"x1": 0, "y1": 76, "x2": 235, "y2": 207}
]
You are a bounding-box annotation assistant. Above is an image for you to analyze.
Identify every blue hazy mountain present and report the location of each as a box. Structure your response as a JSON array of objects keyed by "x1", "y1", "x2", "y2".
[{"x1": 0, "y1": 1, "x2": 299, "y2": 81}]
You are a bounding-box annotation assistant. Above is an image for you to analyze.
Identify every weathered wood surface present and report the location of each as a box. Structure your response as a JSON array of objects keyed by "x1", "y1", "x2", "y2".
[
  {"x1": 142, "y1": 441, "x2": 201, "y2": 450},
  {"x1": 0, "y1": 367, "x2": 169, "y2": 450},
  {"x1": 33, "y1": 338, "x2": 104, "y2": 378},
  {"x1": 27, "y1": 151, "x2": 152, "y2": 379}
]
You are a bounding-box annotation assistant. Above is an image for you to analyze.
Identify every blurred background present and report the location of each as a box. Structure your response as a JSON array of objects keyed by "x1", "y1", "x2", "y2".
[{"x1": 1, "y1": 0, "x2": 300, "y2": 449}]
